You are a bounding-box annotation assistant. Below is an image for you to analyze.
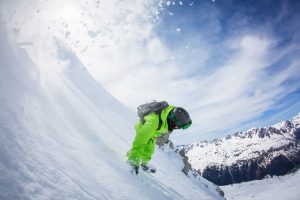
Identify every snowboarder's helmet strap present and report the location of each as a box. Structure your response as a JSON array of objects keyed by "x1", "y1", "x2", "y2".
[{"x1": 168, "y1": 107, "x2": 192, "y2": 130}]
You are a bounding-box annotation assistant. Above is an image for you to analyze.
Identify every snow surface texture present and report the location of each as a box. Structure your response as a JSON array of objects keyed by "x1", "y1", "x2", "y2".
[
  {"x1": 221, "y1": 170, "x2": 300, "y2": 200},
  {"x1": 0, "y1": 22, "x2": 223, "y2": 200},
  {"x1": 181, "y1": 113, "x2": 300, "y2": 173}
]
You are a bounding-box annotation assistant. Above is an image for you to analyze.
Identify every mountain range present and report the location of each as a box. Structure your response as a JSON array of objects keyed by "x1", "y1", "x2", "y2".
[{"x1": 176, "y1": 113, "x2": 300, "y2": 185}]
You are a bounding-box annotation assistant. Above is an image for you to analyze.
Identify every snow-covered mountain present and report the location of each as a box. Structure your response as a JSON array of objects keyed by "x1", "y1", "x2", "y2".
[
  {"x1": 177, "y1": 114, "x2": 300, "y2": 186},
  {"x1": 0, "y1": 21, "x2": 224, "y2": 200}
]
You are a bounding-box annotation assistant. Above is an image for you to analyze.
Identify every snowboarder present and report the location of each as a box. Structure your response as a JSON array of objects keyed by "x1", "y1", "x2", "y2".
[{"x1": 127, "y1": 101, "x2": 192, "y2": 174}]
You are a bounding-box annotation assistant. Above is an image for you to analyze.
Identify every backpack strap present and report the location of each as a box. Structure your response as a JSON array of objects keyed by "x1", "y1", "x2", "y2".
[{"x1": 157, "y1": 114, "x2": 163, "y2": 130}]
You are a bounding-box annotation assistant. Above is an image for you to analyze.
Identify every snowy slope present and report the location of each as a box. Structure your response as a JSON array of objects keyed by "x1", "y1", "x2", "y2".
[
  {"x1": 221, "y1": 170, "x2": 300, "y2": 200},
  {"x1": 0, "y1": 23, "x2": 223, "y2": 200},
  {"x1": 177, "y1": 114, "x2": 300, "y2": 185}
]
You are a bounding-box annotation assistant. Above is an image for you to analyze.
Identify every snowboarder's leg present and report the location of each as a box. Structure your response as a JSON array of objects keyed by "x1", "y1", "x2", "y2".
[
  {"x1": 140, "y1": 139, "x2": 156, "y2": 173},
  {"x1": 142, "y1": 138, "x2": 155, "y2": 164},
  {"x1": 127, "y1": 122, "x2": 153, "y2": 166}
]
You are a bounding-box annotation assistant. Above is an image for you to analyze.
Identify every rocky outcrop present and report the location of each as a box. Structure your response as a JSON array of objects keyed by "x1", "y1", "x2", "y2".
[{"x1": 176, "y1": 149, "x2": 192, "y2": 175}]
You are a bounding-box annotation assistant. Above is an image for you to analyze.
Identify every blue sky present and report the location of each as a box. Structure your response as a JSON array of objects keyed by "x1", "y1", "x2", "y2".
[
  {"x1": 149, "y1": 0, "x2": 300, "y2": 143},
  {"x1": 2, "y1": 0, "x2": 300, "y2": 144},
  {"x1": 155, "y1": 0, "x2": 300, "y2": 75}
]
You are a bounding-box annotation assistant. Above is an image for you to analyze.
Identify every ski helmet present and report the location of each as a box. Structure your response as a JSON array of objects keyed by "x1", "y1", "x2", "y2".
[{"x1": 168, "y1": 107, "x2": 192, "y2": 130}]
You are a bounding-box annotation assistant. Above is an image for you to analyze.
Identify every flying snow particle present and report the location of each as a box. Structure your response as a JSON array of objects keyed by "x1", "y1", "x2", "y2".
[
  {"x1": 176, "y1": 28, "x2": 181, "y2": 32},
  {"x1": 158, "y1": 1, "x2": 163, "y2": 7},
  {"x1": 179, "y1": 1, "x2": 183, "y2": 5},
  {"x1": 167, "y1": 1, "x2": 171, "y2": 6}
]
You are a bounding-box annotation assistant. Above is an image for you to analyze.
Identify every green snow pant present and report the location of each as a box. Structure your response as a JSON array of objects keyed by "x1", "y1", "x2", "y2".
[{"x1": 128, "y1": 118, "x2": 157, "y2": 166}]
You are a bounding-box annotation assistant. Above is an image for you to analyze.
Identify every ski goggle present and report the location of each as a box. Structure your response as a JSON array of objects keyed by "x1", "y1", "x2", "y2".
[
  {"x1": 168, "y1": 112, "x2": 192, "y2": 130},
  {"x1": 181, "y1": 120, "x2": 192, "y2": 130}
]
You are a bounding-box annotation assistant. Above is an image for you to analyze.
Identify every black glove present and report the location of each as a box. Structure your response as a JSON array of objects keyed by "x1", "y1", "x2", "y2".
[
  {"x1": 127, "y1": 160, "x2": 139, "y2": 174},
  {"x1": 132, "y1": 165, "x2": 139, "y2": 174}
]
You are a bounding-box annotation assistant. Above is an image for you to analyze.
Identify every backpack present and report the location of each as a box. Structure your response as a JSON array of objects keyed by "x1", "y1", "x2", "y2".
[{"x1": 137, "y1": 101, "x2": 169, "y2": 128}]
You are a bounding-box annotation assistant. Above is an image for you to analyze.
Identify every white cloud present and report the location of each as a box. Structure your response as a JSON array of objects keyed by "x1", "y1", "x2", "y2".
[
  {"x1": 148, "y1": 38, "x2": 169, "y2": 63},
  {"x1": 176, "y1": 34, "x2": 300, "y2": 143}
]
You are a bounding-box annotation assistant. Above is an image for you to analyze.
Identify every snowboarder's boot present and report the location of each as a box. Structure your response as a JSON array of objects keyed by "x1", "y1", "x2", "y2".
[{"x1": 141, "y1": 163, "x2": 156, "y2": 173}]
